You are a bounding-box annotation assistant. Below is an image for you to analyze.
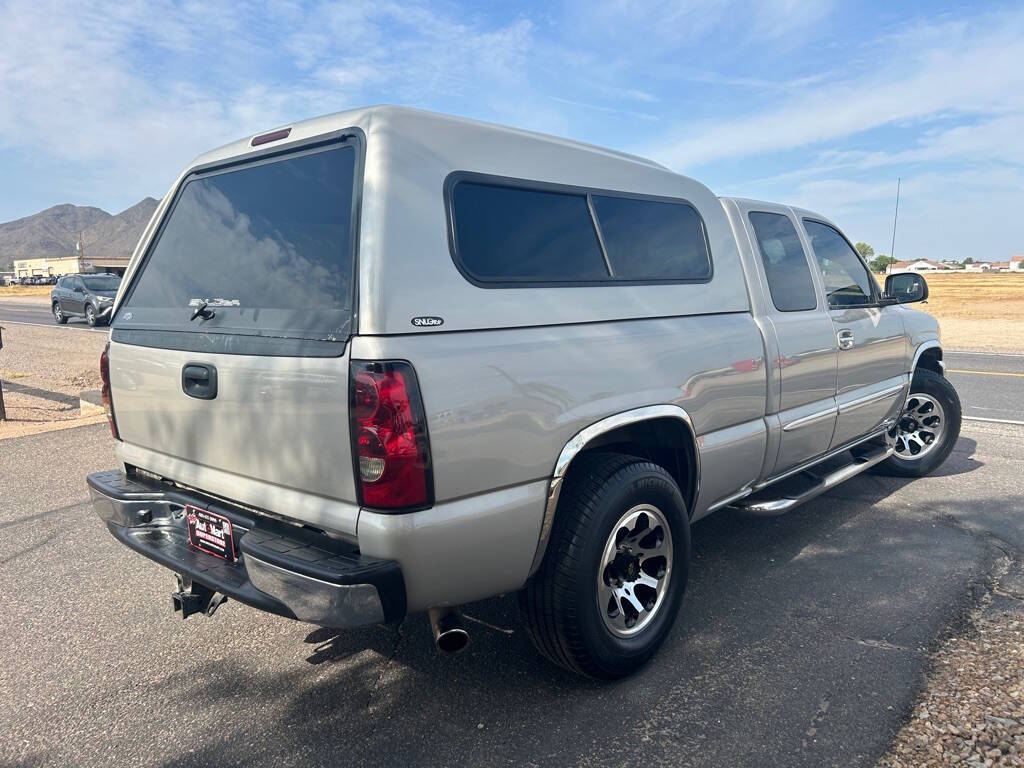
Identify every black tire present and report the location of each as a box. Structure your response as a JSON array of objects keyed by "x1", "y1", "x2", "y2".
[
  {"x1": 52, "y1": 302, "x2": 68, "y2": 325},
  {"x1": 85, "y1": 304, "x2": 97, "y2": 327},
  {"x1": 519, "y1": 452, "x2": 690, "y2": 679},
  {"x1": 874, "y1": 368, "x2": 962, "y2": 477}
]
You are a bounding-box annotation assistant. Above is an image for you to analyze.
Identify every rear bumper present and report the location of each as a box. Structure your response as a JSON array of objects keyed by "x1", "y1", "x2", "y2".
[{"x1": 87, "y1": 470, "x2": 406, "y2": 627}]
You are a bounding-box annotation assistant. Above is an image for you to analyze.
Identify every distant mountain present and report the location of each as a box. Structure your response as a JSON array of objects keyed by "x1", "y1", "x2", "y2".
[
  {"x1": 80, "y1": 198, "x2": 159, "y2": 261},
  {"x1": 0, "y1": 203, "x2": 111, "y2": 270},
  {"x1": 0, "y1": 199, "x2": 158, "y2": 271}
]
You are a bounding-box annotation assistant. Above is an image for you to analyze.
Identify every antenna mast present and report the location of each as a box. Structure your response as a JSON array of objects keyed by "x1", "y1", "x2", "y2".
[{"x1": 888, "y1": 177, "x2": 901, "y2": 274}]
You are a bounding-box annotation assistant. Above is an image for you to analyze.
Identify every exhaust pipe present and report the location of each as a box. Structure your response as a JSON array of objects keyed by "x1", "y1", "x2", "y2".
[{"x1": 428, "y1": 607, "x2": 469, "y2": 655}]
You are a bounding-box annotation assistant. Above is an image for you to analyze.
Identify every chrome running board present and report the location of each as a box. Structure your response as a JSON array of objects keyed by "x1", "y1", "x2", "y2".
[{"x1": 731, "y1": 442, "x2": 894, "y2": 516}]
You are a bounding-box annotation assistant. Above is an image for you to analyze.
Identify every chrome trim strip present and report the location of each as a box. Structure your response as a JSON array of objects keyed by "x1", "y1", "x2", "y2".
[
  {"x1": 782, "y1": 406, "x2": 838, "y2": 433},
  {"x1": 529, "y1": 404, "x2": 699, "y2": 576},
  {"x1": 245, "y1": 555, "x2": 385, "y2": 627},
  {"x1": 838, "y1": 382, "x2": 908, "y2": 413},
  {"x1": 735, "y1": 443, "x2": 894, "y2": 515}
]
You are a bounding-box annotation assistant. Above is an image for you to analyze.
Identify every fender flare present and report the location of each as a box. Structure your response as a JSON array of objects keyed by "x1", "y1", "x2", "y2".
[
  {"x1": 910, "y1": 340, "x2": 943, "y2": 374},
  {"x1": 528, "y1": 404, "x2": 700, "y2": 576}
]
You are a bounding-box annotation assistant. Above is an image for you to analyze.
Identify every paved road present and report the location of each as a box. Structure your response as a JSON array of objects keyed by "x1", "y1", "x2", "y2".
[
  {"x1": 2, "y1": 420, "x2": 1022, "y2": 768},
  {"x1": 945, "y1": 351, "x2": 1024, "y2": 424},
  {"x1": 0, "y1": 297, "x2": 107, "y2": 333}
]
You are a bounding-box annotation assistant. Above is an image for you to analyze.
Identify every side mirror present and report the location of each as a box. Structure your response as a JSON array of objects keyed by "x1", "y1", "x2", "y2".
[{"x1": 883, "y1": 272, "x2": 928, "y2": 304}]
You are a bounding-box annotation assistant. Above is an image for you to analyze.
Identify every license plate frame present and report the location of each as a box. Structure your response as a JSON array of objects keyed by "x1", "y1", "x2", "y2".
[{"x1": 185, "y1": 505, "x2": 236, "y2": 561}]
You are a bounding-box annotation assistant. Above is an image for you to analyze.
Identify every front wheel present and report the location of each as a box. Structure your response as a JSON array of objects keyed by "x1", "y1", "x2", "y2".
[
  {"x1": 52, "y1": 302, "x2": 68, "y2": 324},
  {"x1": 875, "y1": 368, "x2": 962, "y2": 477},
  {"x1": 85, "y1": 304, "x2": 97, "y2": 327},
  {"x1": 519, "y1": 453, "x2": 690, "y2": 679}
]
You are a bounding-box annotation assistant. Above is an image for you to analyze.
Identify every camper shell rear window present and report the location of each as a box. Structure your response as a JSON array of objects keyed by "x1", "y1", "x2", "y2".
[
  {"x1": 113, "y1": 135, "x2": 361, "y2": 356},
  {"x1": 445, "y1": 173, "x2": 713, "y2": 287}
]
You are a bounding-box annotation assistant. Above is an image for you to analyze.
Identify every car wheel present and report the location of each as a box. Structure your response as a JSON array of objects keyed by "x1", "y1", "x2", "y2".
[
  {"x1": 52, "y1": 302, "x2": 68, "y2": 325},
  {"x1": 85, "y1": 304, "x2": 97, "y2": 327},
  {"x1": 874, "y1": 368, "x2": 962, "y2": 478},
  {"x1": 519, "y1": 452, "x2": 690, "y2": 679}
]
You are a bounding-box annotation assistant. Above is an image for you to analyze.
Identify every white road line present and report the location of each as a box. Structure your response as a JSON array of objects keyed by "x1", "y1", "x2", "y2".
[
  {"x1": 948, "y1": 350, "x2": 1024, "y2": 359},
  {"x1": 964, "y1": 416, "x2": 1024, "y2": 426}
]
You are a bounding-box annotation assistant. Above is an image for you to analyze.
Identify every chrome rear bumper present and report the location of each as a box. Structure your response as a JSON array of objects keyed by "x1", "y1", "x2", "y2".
[{"x1": 87, "y1": 470, "x2": 405, "y2": 627}]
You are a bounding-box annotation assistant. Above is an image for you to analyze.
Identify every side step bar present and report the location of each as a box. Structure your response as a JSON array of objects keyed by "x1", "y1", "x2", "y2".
[{"x1": 732, "y1": 442, "x2": 894, "y2": 516}]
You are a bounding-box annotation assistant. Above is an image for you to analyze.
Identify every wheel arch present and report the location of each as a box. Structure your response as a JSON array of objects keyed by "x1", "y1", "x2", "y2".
[
  {"x1": 528, "y1": 405, "x2": 700, "y2": 576},
  {"x1": 911, "y1": 341, "x2": 943, "y2": 377}
]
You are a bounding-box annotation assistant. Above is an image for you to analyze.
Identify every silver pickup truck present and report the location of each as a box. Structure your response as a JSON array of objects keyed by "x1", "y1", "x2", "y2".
[{"x1": 87, "y1": 106, "x2": 961, "y2": 679}]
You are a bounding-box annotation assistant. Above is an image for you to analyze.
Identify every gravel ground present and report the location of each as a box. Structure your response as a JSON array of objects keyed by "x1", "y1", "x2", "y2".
[
  {"x1": 879, "y1": 566, "x2": 1024, "y2": 768},
  {"x1": 0, "y1": 321, "x2": 108, "y2": 438}
]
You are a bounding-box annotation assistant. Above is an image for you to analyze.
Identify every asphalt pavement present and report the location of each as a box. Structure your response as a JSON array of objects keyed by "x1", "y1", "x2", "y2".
[
  {"x1": 2, "y1": 417, "x2": 1023, "y2": 768},
  {"x1": 945, "y1": 351, "x2": 1024, "y2": 424},
  {"x1": 0, "y1": 297, "x2": 107, "y2": 333}
]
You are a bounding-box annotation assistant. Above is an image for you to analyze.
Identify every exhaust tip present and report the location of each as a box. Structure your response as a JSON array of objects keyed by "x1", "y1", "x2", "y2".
[
  {"x1": 428, "y1": 606, "x2": 470, "y2": 655},
  {"x1": 436, "y1": 626, "x2": 470, "y2": 655}
]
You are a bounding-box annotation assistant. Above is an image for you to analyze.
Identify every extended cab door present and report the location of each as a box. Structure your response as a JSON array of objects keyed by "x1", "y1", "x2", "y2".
[
  {"x1": 800, "y1": 217, "x2": 907, "y2": 449},
  {"x1": 742, "y1": 206, "x2": 838, "y2": 476}
]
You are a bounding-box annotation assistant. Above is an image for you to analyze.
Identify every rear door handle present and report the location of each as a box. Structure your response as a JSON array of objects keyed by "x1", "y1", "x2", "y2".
[
  {"x1": 182, "y1": 363, "x2": 217, "y2": 400},
  {"x1": 837, "y1": 329, "x2": 855, "y2": 350}
]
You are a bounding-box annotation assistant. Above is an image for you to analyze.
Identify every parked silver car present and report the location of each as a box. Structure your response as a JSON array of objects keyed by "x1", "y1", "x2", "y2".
[{"x1": 87, "y1": 106, "x2": 960, "y2": 678}]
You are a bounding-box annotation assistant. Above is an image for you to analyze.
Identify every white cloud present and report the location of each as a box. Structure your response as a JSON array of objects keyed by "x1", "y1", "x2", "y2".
[
  {"x1": 643, "y1": 8, "x2": 1024, "y2": 170},
  {"x1": 0, "y1": 0, "x2": 539, "y2": 215}
]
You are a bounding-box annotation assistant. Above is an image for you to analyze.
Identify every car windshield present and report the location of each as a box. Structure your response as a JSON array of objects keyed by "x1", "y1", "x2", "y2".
[{"x1": 82, "y1": 276, "x2": 121, "y2": 291}]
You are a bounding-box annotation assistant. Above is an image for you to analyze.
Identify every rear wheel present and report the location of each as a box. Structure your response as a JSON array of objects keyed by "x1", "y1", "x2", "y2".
[
  {"x1": 85, "y1": 304, "x2": 97, "y2": 327},
  {"x1": 52, "y1": 302, "x2": 67, "y2": 324},
  {"x1": 875, "y1": 368, "x2": 961, "y2": 477},
  {"x1": 519, "y1": 453, "x2": 690, "y2": 679}
]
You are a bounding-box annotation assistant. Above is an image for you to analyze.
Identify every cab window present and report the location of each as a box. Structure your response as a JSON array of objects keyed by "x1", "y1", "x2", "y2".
[
  {"x1": 748, "y1": 212, "x2": 817, "y2": 311},
  {"x1": 803, "y1": 220, "x2": 875, "y2": 308}
]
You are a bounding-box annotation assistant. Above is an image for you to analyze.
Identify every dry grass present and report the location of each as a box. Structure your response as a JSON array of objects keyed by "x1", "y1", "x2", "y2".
[
  {"x1": 0, "y1": 285, "x2": 52, "y2": 297},
  {"x1": 893, "y1": 273, "x2": 1024, "y2": 353}
]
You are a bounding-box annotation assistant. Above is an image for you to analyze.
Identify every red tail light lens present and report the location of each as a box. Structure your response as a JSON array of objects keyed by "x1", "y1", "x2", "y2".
[
  {"x1": 99, "y1": 343, "x2": 120, "y2": 440},
  {"x1": 350, "y1": 361, "x2": 433, "y2": 510}
]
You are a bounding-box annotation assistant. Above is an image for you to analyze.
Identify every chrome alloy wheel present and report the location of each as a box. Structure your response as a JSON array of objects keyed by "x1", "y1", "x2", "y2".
[
  {"x1": 597, "y1": 504, "x2": 673, "y2": 637},
  {"x1": 52, "y1": 304, "x2": 62, "y2": 321},
  {"x1": 894, "y1": 393, "x2": 946, "y2": 460}
]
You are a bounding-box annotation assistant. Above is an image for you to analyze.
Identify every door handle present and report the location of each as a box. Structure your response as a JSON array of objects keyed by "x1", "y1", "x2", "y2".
[
  {"x1": 182, "y1": 363, "x2": 218, "y2": 400},
  {"x1": 837, "y1": 329, "x2": 855, "y2": 350}
]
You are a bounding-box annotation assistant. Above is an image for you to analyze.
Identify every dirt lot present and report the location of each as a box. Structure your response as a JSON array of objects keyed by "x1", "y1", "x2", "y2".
[
  {"x1": 0, "y1": 285, "x2": 52, "y2": 297},
  {"x1": 0, "y1": 322, "x2": 107, "y2": 439},
  {"x1": 910, "y1": 273, "x2": 1024, "y2": 353}
]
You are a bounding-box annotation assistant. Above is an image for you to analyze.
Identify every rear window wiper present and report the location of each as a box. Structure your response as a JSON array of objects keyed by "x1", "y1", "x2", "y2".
[{"x1": 190, "y1": 300, "x2": 215, "y2": 322}]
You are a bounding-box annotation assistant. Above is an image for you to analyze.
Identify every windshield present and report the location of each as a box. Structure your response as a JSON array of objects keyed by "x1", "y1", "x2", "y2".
[
  {"x1": 115, "y1": 142, "x2": 358, "y2": 344},
  {"x1": 82, "y1": 276, "x2": 121, "y2": 291}
]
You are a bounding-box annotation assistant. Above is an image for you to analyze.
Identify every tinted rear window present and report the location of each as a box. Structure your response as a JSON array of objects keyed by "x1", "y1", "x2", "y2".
[
  {"x1": 748, "y1": 212, "x2": 817, "y2": 311},
  {"x1": 449, "y1": 177, "x2": 713, "y2": 285},
  {"x1": 592, "y1": 195, "x2": 710, "y2": 280},
  {"x1": 450, "y1": 182, "x2": 608, "y2": 282},
  {"x1": 82, "y1": 276, "x2": 121, "y2": 291},
  {"x1": 116, "y1": 143, "x2": 357, "y2": 343}
]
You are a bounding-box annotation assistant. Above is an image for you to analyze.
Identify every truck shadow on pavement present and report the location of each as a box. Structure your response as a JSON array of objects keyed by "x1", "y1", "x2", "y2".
[{"x1": 80, "y1": 437, "x2": 1002, "y2": 768}]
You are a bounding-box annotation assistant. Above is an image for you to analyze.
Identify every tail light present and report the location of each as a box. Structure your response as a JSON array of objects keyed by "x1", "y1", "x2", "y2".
[
  {"x1": 350, "y1": 361, "x2": 433, "y2": 510},
  {"x1": 99, "y1": 343, "x2": 120, "y2": 440}
]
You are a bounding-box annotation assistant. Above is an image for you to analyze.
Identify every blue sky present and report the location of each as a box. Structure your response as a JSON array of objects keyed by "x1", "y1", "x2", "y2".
[{"x1": 1, "y1": 0, "x2": 1022, "y2": 261}]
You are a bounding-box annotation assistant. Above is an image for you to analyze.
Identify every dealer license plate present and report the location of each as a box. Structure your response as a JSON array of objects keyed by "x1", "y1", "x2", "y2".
[{"x1": 185, "y1": 505, "x2": 235, "y2": 561}]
